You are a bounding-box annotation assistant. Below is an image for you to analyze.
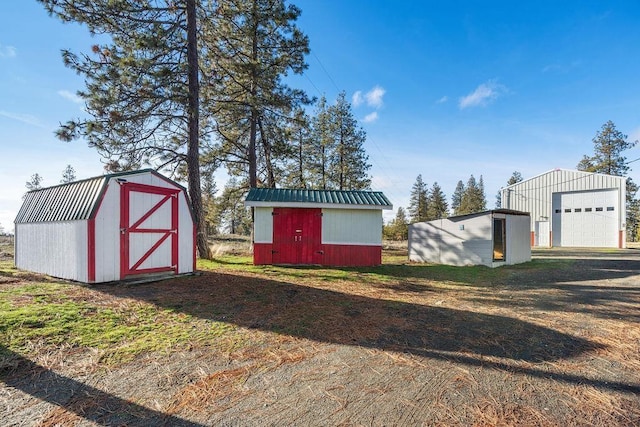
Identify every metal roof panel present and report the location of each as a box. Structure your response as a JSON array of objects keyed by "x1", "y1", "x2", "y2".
[{"x1": 245, "y1": 188, "x2": 393, "y2": 208}]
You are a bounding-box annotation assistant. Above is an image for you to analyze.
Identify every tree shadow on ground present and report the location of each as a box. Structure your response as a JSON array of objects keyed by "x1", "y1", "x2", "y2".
[
  {"x1": 462, "y1": 258, "x2": 640, "y2": 321},
  {"x1": 92, "y1": 271, "x2": 639, "y2": 393},
  {"x1": 0, "y1": 347, "x2": 205, "y2": 427}
]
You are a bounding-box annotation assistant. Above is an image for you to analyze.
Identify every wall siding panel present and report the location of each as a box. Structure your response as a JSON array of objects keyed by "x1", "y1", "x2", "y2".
[
  {"x1": 16, "y1": 221, "x2": 88, "y2": 282},
  {"x1": 94, "y1": 180, "x2": 120, "y2": 282},
  {"x1": 322, "y1": 209, "x2": 382, "y2": 245},
  {"x1": 254, "y1": 207, "x2": 274, "y2": 243}
]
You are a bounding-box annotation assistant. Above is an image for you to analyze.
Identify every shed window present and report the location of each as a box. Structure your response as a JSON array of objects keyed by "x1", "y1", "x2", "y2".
[
  {"x1": 555, "y1": 209, "x2": 561, "y2": 214},
  {"x1": 585, "y1": 208, "x2": 592, "y2": 212},
  {"x1": 564, "y1": 208, "x2": 571, "y2": 213},
  {"x1": 607, "y1": 206, "x2": 614, "y2": 211},
  {"x1": 595, "y1": 207, "x2": 603, "y2": 212},
  {"x1": 574, "y1": 208, "x2": 582, "y2": 213}
]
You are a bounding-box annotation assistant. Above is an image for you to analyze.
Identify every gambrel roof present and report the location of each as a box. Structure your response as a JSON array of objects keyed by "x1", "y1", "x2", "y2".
[{"x1": 15, "y1": 169, "x2": 187, "y2": 223}]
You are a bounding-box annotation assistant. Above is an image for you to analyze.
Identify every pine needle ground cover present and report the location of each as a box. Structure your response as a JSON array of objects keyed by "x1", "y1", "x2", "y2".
[{"x1": 1, "y1": 238, "x2": 639, "y2": 426}]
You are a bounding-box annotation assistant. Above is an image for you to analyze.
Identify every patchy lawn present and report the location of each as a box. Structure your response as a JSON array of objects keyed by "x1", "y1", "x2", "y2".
[{"x1": 1, "y1": 243, "x2": 639, "y2": 426}]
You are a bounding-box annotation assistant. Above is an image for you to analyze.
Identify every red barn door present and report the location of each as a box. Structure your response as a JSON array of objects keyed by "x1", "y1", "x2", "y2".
[
  {"x1": 272, "y1": 208, "x2": 322, "y2": 264},
  {"x1": 120, "y1": 182, "x2": 179, "y2": 279}
]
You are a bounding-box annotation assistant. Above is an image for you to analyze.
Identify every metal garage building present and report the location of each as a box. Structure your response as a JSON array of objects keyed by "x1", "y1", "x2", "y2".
[
  {"x1": 500, "y1": 169, "x2": 626, "y2": 248},
  {"x1": 409, "y1": 209, "x2": 531, "y2": 267},
  {"x1": 244, "y1": 188, "x2": 393, "y2": 266},
  {"x1": 15, "y1": 169, "x2": 195, "y2": 283}
]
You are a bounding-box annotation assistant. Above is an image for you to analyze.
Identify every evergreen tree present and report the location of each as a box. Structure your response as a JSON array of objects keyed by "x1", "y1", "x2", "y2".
[
  {"x1": 383, "y1": 207, "x2": 408, "y2": 240},
  {"x1": 209, "y1": 0, "x2": 310, "y2": 188},
  {"x1": 507, "y1": 171, "x2": 524, "y2": 186},
  {"x1": 309, "y1": 96, "x2": 333, "y2": 189},
  {"x1": 327, "y1": 92, "x2": 371, "y2": 190},
  {"x1": 451, "y1": 180, "x2": 464, "y2": 215},
  {"x1": 497, "y1": 171, "x2": 523, "y2": 207},
  {"x1": 61, "y1": 164, "x2": 76, "y2": 183},
  {"x1": 201, "y1": 166, "x2": 219, "y2": 237},
  {"x1": 217, "y1": 178, "x2": 252, "y2": 235},
  {"x1": 577, "y1": 121, "x2": 636, "y2": 176},
  {"x1": 578, "y1": 121, "x2": 638, "y2": 241},
  {"x1": 478, "y1": 175, "x2": 487, "y2": 211},
  {"x1": 25, "y1": 173, "x2": 43, "y2": 191},
  {"x1": 458, "y1": 174, "x2": 486, "y2": 215},
  {"x1": 39, "y1": 0, "x2": 213, "y2": 259},
  {"x1": 426, "y1": 182, "x2": 449, "y2": 220},
  {"x1": 408, "y1": 175, "x2": 429, "y2": 222},
  {"x1": 281, "y1": 108, "x2": 312, "y2": 188}
]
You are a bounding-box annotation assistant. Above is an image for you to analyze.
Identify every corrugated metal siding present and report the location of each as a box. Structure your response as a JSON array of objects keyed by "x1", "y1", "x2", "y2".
[
  {"x1": 321, "y1": 209, "x2": 382, "y2": 245},
  {"x1": 15, "y1": 177, "x2": 106, "y2": 223},
  {"x1": 15, "y1": 221, "x2": 88, "y2": 281},
  {"x1": 245, "y1": 188, "x2": 392, "y2": 208},
  {"x1": 501, "y1": 169, "x2": 626, "y2": 234},
  {"x1": 254, "y1": 207, "x2": 273, "y2": 243}
]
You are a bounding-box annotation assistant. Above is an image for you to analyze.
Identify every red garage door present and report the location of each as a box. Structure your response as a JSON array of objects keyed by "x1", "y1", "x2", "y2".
[
  {"x1": 272, "y1": 208, "x2": 322, "y2": 265},
  {"x1": 120, "y1": 182, "x2": 179, "y2": 278}
]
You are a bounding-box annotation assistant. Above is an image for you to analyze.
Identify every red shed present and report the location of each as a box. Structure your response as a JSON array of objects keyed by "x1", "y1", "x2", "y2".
[{"x1": 244, "y1": 188, "x2": 393, "y2": 266}]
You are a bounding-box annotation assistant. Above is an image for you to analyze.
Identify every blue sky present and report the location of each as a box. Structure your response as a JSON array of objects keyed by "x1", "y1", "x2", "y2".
[{"x1": 2, "y1": 1, "x2": 640, "y2": 231}]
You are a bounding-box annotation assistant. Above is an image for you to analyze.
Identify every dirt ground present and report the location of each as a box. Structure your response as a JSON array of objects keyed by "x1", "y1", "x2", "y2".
[{"x1": 1, "y1": 244, "x2": 639, "y2": 426}]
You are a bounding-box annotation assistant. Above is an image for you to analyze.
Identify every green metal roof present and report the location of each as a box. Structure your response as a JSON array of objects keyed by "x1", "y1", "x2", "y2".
[
  {"x1": 244, "y1": 188, "x2": 393, "y2": 209},
  {"x1": 15, "y1": 169, "x2": 188, "y2": 224}
]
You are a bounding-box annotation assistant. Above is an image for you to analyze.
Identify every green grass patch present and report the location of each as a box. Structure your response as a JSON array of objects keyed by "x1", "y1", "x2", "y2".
[
  {"x1": 198, "y1": 255, "x2": 573, "y2": 288},
  {"x1": 0, "y1": 282, "x2": 237, "y2": 365}
]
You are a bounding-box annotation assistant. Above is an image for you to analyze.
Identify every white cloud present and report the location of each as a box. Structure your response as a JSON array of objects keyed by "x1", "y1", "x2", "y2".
[
  {"x1": 365, "y1": 85, "x2": 385, "y2": 108},
  {"x1": 352, "y1": 91, "x2": 363, "y2": 107},
  {"x1": 58, "y1": 90, "x2": 83, "y2": 104},
  {"x1": 458, "y1": 80, "x2": 507, "y2": 109},
  {"x1": 362, "y1": 112, "x2": 378, "y2": 123},
  {"x1": 0, "y1": 110, "x2": 44, "y2": 128},
  {"x1": 436, "y1": 96, "x2": 448, "y2": 104},
  {"x1": 0, "y1": 44, "x2": 16, "y2": 58}
]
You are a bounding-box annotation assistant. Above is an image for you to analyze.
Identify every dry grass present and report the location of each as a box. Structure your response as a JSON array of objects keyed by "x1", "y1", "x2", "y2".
[{"x1": 1, "y1": 240, "x2": 640, "y2": 425}]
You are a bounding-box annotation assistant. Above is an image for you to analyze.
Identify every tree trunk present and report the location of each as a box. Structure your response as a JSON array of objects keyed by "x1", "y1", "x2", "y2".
[
  {"x1": 298, "y1": 128, "x2": 304, "y2": 188},
  {"x1": 248, "y1": 0, "x2": 259, "y2": 188},
  {"x1": 258, "y1": 117, "x2": 275, "y2": 187},
  {"x1": 186, "y1": 0, "x2": 212, "y2": 260}
]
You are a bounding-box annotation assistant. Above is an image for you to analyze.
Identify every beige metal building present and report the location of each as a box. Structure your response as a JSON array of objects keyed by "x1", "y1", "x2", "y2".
[{"x1": 500, "y1": 169, "x2": 626, "y2": 248}]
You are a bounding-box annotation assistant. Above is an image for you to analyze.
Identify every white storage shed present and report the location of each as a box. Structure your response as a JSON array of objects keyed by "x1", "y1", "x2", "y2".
[
  {"x1": 15, "y1": 169, "x2": 195, "y2": 283},
  {"x1": 500, "y1": 169, "x2": 626, "y2": 248},
  {"x1": 409, "y1": 209, "x2": 531, "y2": 268}
]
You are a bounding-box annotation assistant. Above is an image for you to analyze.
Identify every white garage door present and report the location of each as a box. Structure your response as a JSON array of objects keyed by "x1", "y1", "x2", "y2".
[{"x1": 551, "y1": 190, "x2": 619, "y2": 247}]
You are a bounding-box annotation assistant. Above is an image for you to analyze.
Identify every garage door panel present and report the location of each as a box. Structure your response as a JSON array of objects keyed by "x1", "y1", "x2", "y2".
[{"x1": 552, "y1": 190, "x2": 618, "y2": 248}]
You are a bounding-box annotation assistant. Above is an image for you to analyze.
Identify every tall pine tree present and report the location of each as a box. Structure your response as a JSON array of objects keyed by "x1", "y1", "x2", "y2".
[
  {"x1": 458, "y1": 174, "x2": 486, "y2": 215},
  {"x1": 39, "y1": 0, "x2": 213, "y2": 258},
  {"x1": 209, "y1": 0, "x2": 310, "y2": 189},
  {"x1": 451, "y1": 180, "x2": 465, "y2": 215},
  {"x1": 578, "y1": 121, "x2": 638, "y2": 241},
  {"x1": 326, "y1": 92, "x2": 371, "y2": 190},
  {"x1": 408, "y1": 175, "x2": 429, "y2": 222},
  {"x1": 426, "y1": 182, "x2": 448, "y2": 220}
]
